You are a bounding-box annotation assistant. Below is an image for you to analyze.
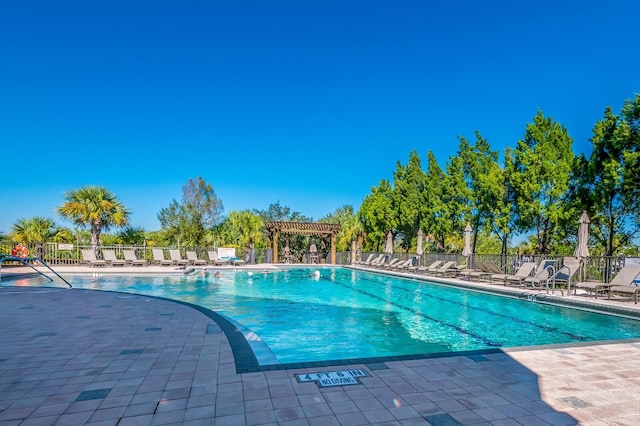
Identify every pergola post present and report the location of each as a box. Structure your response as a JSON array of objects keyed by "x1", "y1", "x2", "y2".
[
  {"x1": 273, "y1": 232, "x2": 279, "y2": 265},
  {"x1": 330, "y1": 234, "x2": 336, "y2": 264}
]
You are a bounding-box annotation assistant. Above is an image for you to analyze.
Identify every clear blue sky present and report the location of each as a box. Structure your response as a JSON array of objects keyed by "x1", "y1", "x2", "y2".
[{"x1": 2, "y1": 1, "x2": 639, "y2": 233}]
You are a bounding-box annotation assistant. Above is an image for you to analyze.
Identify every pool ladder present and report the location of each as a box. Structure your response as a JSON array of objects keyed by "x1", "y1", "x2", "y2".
[{"x1": 0, "y1": 255, "x2": 72, "y2": 288}]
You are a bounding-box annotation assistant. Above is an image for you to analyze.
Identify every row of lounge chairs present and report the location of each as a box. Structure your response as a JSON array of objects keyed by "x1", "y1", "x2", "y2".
[
  {"x1": 354, "y1": 254, "x2": 640, "y2": 304},
  {"x1": 81, "y1": 249, "x2": 245, "y2": 267}
]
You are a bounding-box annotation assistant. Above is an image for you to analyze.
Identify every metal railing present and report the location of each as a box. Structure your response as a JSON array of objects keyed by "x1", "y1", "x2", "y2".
[
  {"x1": 340, "y1": 250, "x2": 636, "y2": 284},
  {"x1": 0, "y1": 242, "x2": 635, "y2": 281},
  {"x1": 0, "y1": 255, "x2": 72, "y2": 287}
]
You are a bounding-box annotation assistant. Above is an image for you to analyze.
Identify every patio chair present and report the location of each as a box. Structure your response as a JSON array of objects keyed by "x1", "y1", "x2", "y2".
[
  {"x1": 152, "y1": 249, "x2": 173, "y2": 266},
  {"x1": 411, "y1": 260, "x2": 443, "y2": 274},
  {"x1": 390, "y1": 258, "x2": 414, "y2": 271},
  {"x1": 526, "y1": 259, "x2": 557, "y2": 288},
  {"x1": 186, "y1": 251, "x2": 207, "y2": 266},
  {"x1": 207, "y1": 251, "x2": 230, "y2": 266},
  {"x1": 380, "y1": 257, "x2": 401, "y2": 269},
  {"x1": 368, "y1": 254, "x2": 386, "y2": 267},
  {"x1": 545, "y1": 257, "x2": 581, "y2": 294},
  {"x1": 494, "y1": 262, "x2": 537, "y2": 286},
  {"x1": 577, "y1": 266, "x2": 640, "y2": 303},
  {"x1": 101, "y1": 249, "x2": 126, "y2": 267},
  {"x1": 431, "y1": 261, "x2": 465, "y2": 277},
  {"x1": 123, "y1": 249, "x2": 147, "y2": 266},
  {"x1": 169, "y1": 249, "x2": 190, "y2": 266},
  {"x1": 359, "y1": 254, "x2": 374, "y2": 266},
  {"x1": 81, "y1": 249, "x2": 106, "y2": 267},
  {"x1": 229, "y1": 256, "x2": 246, "y2": 266},
  {"x1": 458, "y1": 261, "x2": 493, "y2": 281},
  {"x1": 423, "y1": 260, "x2": 456, "y2": 276}
]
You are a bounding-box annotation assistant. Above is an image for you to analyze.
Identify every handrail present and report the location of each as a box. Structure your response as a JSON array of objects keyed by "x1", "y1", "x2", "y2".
[
  {"x1": 529, "y1": 265, "x2": 555, "y2": 289},
  {"x1": 545, "y1": 265, "x2": 573, "y2": 296},
  {"x1": 0, "y1": 255, "x2": 72, "y2": 288}
]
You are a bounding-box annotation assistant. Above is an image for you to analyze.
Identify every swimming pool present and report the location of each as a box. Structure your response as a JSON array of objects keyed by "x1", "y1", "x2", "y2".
[{"x1": 30, "y1": 267, "x2": 640, "y2": 365}]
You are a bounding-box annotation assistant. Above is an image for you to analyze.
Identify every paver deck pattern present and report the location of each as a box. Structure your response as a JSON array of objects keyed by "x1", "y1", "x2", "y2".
[{"x1": 2, "y1": 266, "x2": 640, "y2": 425}]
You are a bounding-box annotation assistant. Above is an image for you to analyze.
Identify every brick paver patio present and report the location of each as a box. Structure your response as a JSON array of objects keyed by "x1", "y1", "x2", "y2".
[{"x1": 2, "y1": 268, "x2": 640, "y2": 425}]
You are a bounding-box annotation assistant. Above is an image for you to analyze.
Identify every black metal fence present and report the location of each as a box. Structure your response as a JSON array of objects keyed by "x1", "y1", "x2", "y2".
[
  {"x1": 348, "y1": 251, "x2": 636, "y2": 283},
  {"x1": 1, "y1": 242, "x2": 636, "y2": 283}
]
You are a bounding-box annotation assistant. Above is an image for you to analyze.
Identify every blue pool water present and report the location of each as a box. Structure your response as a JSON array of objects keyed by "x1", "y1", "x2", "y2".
[{"x1": 45, "y1": 267, "x2": 640, "y2": 364}]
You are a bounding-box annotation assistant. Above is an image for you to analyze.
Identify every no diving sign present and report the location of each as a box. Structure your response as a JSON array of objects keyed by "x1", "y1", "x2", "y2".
[{"x1": 295, "y1": 369, "x2": 368, "y2": 387}]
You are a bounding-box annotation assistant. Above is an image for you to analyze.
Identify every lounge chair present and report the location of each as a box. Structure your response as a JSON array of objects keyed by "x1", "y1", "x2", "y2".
[
  {"x1": 368, "y1": 254, "x2": 386, "y2": 267},
  {"x1": 546, "y1": 257, "x2": 581, "y2": 294},
  {"x1": 424, "y1": 260, "x2": 456, "y2": 276},
  {"x1": 359, "y1": 254, "x2": 374, "y2": 266},
  {"x1": 169, "y1": 249, "x2": 190, "y2": 266},
  {"x1": 229, "y1": 256, "x2": 246, "y2": 266},
  {"x1": 576, "y1": 266, "x2": 640, "y2": 303},
  {"x1": 101, "y1": 249, "x2": 126, "y2": 267},
  {"x1": 412, "y1": 260, "x2": 443, "y2": 274},
  {"x1": 152, "y1": 249, "x2": 173, "y2": 266},
  {"x1": 123, "y1": 249, "x2": 147, "y2": 266},
  {"x1": 81, "y1": 249, "x2": 106, "y2": 267},
  {"x1": 207, "y1": 251, "x2": 230, "y2": 266},
  {"x1": 390, "y1": 258, "x2": 414, "y2": 271},
  {"x1": 431, "y1": 261, "x2": 464, "y2": 277},
  {"x1": 526, "y1": 259, "x2": 557, "y2": 288},
  {"x1": 186, "y1": 251, "x2": 207, "y2": 266},
  {"x1": 495, "y1": 262, "x2": 537, "y2": 286},
  {"x1": 458, "y1": 261, "x2": 493, "y2": 281},
  {"x1": 380, "y1": 257, "x2": 401, "y2": 269}
]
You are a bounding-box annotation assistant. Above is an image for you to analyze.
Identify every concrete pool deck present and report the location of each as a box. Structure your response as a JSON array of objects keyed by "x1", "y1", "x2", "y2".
[{"x1": 2, "y1": 266, "x2": 640, "y2": 425}]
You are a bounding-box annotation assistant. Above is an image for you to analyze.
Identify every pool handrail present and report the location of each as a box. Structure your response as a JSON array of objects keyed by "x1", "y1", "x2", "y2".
[{"x1": 0, "y1": 255, "x2": 72, "y2": 288}]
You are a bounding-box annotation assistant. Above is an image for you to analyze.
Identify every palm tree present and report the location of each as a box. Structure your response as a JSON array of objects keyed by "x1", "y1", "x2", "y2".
[
  {"x1": 58, "y1": 186, "x2": 131, "y2": 249},
  {"x1": 228, "y1": 210, "x2": 265, "y2": 249},
  {"x1": 339, "y1": 213, "x2": 365, "y2": 255},
  {"x1": 117, "y1": 226, "x2": 146, "y2": 245},
  {"x1": 11, "y1": 217, "x2": 72, "y2": 243}
]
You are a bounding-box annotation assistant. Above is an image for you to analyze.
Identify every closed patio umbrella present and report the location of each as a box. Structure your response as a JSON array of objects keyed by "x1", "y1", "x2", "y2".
[
  {"x1": 416, "y1": 229, "x2": 424, "y2": 256},
  {"x1": 351, "y1": 240, "x2": 357, "y2": 264},
  {"x1": 573, "y1": 210, "x2": 590, "y2": 261},
  {"x1": 462, "y1": 224, "x2": 472, "y2": 257},
  {"x1": 310, "y1": 238, "x2": 318, "y2": 263},
  {"x1": 385, "y1": 231, "x2": 393, "y2": 256}
]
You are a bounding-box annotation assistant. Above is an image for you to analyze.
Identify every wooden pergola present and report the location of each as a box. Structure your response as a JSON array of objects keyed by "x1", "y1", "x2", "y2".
[{"x1": 264, "y1": 221, "x2": 342, "y2": 264}]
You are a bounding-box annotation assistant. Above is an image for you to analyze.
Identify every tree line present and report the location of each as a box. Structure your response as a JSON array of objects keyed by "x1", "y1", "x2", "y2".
[
  {"x1": 356, "y1": 94, "x2": 640, "y2": 257},
  {"x1": 2, "y1": 94, "x2": 638, "y2": 258}
]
